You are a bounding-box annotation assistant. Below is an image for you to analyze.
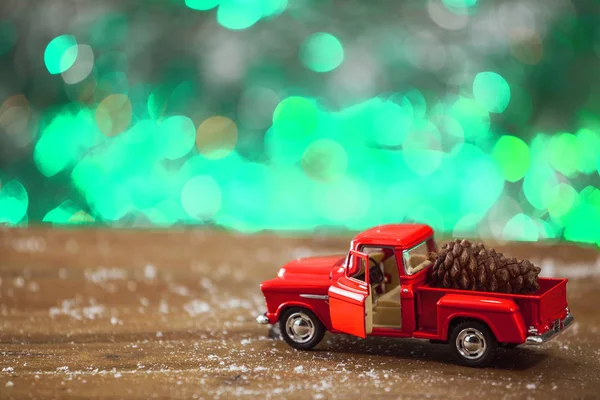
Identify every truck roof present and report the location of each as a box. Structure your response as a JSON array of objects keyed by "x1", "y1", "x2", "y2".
[{"x1": 353, "y1": 223, "x2": 434, "y2": 249}]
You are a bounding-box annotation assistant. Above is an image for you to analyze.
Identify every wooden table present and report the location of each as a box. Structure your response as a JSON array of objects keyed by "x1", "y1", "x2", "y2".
[{"x1": 1, "y1": 226, "x2": 599, "y2": 399}]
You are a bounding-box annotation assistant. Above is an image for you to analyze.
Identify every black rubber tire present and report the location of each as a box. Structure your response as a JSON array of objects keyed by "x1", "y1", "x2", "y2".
[
  {"x1": 449, "y1": 320, "x2": 497, "y2": 368},
  {"x1": 279, "y1": 307, "x2": 326, "y2": 351}
]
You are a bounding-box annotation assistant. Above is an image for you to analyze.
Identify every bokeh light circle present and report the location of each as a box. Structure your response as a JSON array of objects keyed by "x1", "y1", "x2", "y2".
[
  {"x1": 44, "y1": 35, "x2": 79, "y2": 75},
  {"x1": 473, "y1": 71, "x2": 511, "y2": 113},
  {"x1": 196, "y1": 116, "x2": 238, "y2": 160},
  {"x1": 185, "y1": 0, "x2": 220, "y2": 11},
  {"x1": 492, "y1": 135, "x2": 530, "y2": 182},
  {"x1": 503, "y1": 213, "x2": 539, "y2": 242},
  {"x1": 272, "y1": 96, "x2": 319, "y2": 136},
  {"x1": 548, "y1": 132, "x2": 578, "y2": 177},
  {"x1": 96, "y1": 94, "x2": 133, "y2": 136},
  {"x1": 299, "y1": 32, "x2": 344, "y2": 73},
  {"x1": 61, "y1": 44, "x2": 95, "y2": 85},
  {"x1": 402, "y1": 119, "x2": 443, "y2": 176},
  {"x1": 574, "y1": 128, "x2": 600, "y2": 174},
  {"x1": 181, "y1": 175, "x2": 222, "y2": 220},
  {"x1": 0, "y1": 179, "x2": 28, "y2": 225},
  {"x1": 160, "y1": 116, "x2": 196, "y2": 160},
  {"x1": 0, "y1": 95, "x2": 31, "y2": 143},
  {"x1": 301, "y1": 139, "x2": 348, "y2": 182},
  {"x1": 217, "y1": 0, "x2": 264, "y2": 30}
]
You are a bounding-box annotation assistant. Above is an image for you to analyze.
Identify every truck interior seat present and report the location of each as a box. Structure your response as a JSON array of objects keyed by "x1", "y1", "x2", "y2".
[
  {"x1": 373, "y1": 285, "x2": 402, "y2": 327},
  {"x1": 405, "y1": 254, "x2": 432, "y2": 276},
  {"x1": 377, "y1": 284, "x2": 402, "y2": 306}
]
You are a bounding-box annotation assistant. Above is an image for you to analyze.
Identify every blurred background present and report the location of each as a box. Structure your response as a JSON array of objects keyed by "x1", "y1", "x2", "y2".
[{"x1": 0, "y1": 0, "x2": 599, "y2": 245}]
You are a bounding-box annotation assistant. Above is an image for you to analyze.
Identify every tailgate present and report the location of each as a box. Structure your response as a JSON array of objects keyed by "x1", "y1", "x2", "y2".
[{"x1": 539, "y1": 279, "x2": 568, "y2": 323}]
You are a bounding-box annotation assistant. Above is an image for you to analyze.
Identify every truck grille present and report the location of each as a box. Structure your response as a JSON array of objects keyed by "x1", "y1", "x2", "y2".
[{"x1": 553, "y1": 319, "x2": 560, "y2": 332}]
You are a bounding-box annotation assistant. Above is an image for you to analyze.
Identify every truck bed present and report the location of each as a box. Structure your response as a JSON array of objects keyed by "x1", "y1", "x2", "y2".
[{"x1": 415, "y1": 277, "x2": 568, "y2": 340}]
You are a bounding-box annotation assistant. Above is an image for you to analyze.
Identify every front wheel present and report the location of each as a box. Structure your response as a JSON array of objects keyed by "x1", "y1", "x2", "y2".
[
  {"x1": 449, "y1": 321, "x2": 497, "y2": 367},
  {"x1": 279, "y1": 307, "x2": 325, "y2": 350}
]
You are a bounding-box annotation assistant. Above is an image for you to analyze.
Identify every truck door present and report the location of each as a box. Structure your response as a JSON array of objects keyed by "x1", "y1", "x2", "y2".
[{"x1": 328, "y1": 250, "x2": 373, "y2": 338}]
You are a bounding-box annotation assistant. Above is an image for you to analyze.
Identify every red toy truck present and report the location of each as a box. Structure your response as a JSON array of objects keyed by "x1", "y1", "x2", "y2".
[{"x1": 256, "y1": 224, "x2": 574, "y2": 367}]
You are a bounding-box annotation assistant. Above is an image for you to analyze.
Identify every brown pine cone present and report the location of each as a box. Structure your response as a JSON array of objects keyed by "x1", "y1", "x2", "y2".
[{"x1": 428, "y1": 240, "x2": 541, "y2": 294}]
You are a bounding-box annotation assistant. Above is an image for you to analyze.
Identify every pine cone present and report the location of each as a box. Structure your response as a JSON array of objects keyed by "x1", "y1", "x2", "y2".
[{"x1": 428, "y1": 240, "x2": 541, "y2": 294}]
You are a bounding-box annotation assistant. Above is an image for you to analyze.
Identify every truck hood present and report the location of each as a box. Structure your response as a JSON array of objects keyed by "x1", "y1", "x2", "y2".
[{"x1": 278, "y1": 255, "x2": 345, "y2": 284}]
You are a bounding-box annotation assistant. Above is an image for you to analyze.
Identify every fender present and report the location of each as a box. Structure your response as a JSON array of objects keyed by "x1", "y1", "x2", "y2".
[
  {"x1": 272, "y1": 300, "x2": 333, "y2": 330},
  {"x1": 436, "y1": 294, "x2": 528, "y2": 343}
]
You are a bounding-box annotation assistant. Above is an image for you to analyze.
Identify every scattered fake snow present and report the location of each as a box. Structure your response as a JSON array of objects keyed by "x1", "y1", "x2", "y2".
[
  {"x1": 159, "y1": 299, "x2": 170, "y2": 314},
  {"x1": 13, "y1": 276, "x2": 24, "y2": 288},
  {"x1": 228, "y1": 365, "x2": 249, "y2": 372},
  {"x1": 220, "y1": 298, "x2": 252, "y2": 309},
  {"x1": 2, "y1": 367, "x2": 14, "y2": 372},
  {"x1": 5, "y1": 381, "x2": 14, "y2": 387},
  {"x1": 526, "y1": 383, "x2": 536, "y2": 390},
  {"x1": 169, "y1": 284, "x2": 191, "y2": 297},
  {"x1": 183, "y1": 300, "x2": 211, "y2": 316},
  {"x1": 144, "y1": 264, "x2": 157, "y2": 280},
  {"x1": 85, "y1": 268, "x2": 128, "y2": 283},
  {"x1": 295, "y1": 366, "x2": 304, "y2": 373},
  {"x1": 49, "y1": 300, "x2": 105, "y2": 320}
]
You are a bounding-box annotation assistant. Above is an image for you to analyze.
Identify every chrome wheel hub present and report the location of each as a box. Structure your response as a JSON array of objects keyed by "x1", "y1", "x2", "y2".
[
  {"x1": 285, "y1": 312, "x2": 315, "y2": 344},
  {"x1": 456, "y1": 328, "x2": 486, "y2": 360}
]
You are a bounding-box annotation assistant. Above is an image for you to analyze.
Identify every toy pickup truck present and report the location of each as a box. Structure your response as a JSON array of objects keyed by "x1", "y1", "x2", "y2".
[{"x1": 256, "y1": 224, "x2": 574, "y2": 367}]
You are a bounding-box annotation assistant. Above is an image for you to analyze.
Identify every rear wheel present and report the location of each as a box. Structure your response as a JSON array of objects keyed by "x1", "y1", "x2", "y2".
[
  {"x1": 279, "y1": 307, "x2": 325, "y2": 350},
  {"x1": 449, "y1": 321, "x2": 497, "y2": 367}
]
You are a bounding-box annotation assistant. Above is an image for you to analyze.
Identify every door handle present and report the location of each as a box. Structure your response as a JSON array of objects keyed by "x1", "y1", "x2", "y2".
[{"x1": 403, "y1": 288, "x2": 409, "y2": 294}]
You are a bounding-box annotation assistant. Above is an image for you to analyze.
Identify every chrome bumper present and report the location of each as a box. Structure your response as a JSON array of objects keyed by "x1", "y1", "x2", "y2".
[
  {"x1": 526, "y1": 312, "x2": 574, "y2": 345},
  {"x1": 256, "y1": 313, "x2": 269, "y2": 325}
]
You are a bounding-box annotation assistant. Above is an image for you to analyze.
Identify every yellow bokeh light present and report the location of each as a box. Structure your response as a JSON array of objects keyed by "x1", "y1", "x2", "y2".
[
  {"x1": 196, "y1": 116, "x2": 238, "y2": 160},
  {"x1": 510, "y1": 28, "x2": 543, "y2": 65},
  {"x1": 96, "y1": 94, "x2": 132, "y2": 136},
  {"x1": 69, "y1": 211, "x2": 95, "y2": 223},
  {"x1": 0, "y1": 94, "x2": 30, "y2": 136}
]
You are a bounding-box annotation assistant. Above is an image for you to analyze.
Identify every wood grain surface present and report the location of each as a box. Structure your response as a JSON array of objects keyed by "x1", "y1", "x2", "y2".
[{"x1": 1, "y1": 226, "x2": 599, "y2": 399}]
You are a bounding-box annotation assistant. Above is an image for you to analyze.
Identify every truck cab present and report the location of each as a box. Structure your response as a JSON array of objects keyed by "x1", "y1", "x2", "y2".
[{"x1": 257, "y1": 224, "x2": 573, "y2": 367}]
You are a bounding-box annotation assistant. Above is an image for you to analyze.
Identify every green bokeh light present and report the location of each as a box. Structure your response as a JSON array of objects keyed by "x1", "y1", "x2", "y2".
[
  {"x1": 563, "y1": 186, "x2": 600, "y2": 244},
  {"x1": 0, "y1": 179, "x2": 28, "y2": 225},
  {"x1": 446, "y1": 96, "x2": 490, "y2": 141},
  {"x1": 181, "y1": 175, "x2": 222, "y2": 220},
  {"x1": 402, "y1": 119, "x2": 443, "y2": 176},
  {"x1": 473, "y1": 72, "x2": 511, "y2": 113},
  {"x1": 523, "y1": 163, "x2": 559, "y2": 211},
  {"x1": 546, "y1": 182, "x2": 579, "y2": 225},
  {"x1": 43, "y1": 200, "x2": 93, "y2": 225},
  {"x1": 217, "y1": 0, "x2": 265, "y2": 30},
  {"x1": 272, "y1": 96, "x2": 319, "y2": 136},
  {"x1": 186, "y1": 0, "x2": 220, "y2": 11},
  {"x1": 299, "y1": 32, "x2": 344, "y2": 73},
  {"x1": 159, "y1": 115, "x2": 196, "y2": 160},
  {"x1": 503, "y1": 213, "x2": 539, "y2": 242},
  {"x1": 452, "y1": 144, "x2": 505, "y2": 217},
  {"x1": 301, "y1": 138, "x2": 348, "y2": 182},
  {"x1": 34, "y1": 108, "x2": 102, "y2": 177},
  {"x1": 548, "y1": 132, "x2": 578, "y2": 177},
  {"x1": 492, "y1": 135, "x2": 530, "y2": 182},
  {"x1": 574, "y1": 128, "x2": 600, "y2": 174},
  {"x1": 44, "y1": 35, "x2": 78, "y2": 75},
  {"x1": 372, "y1": 96, "x2": 413, "y2": 147}
]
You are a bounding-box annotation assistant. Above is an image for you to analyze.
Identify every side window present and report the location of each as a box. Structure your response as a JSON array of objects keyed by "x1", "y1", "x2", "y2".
[{"x1": 403, "y1": 240, "x2": 433, "y2": 276}]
